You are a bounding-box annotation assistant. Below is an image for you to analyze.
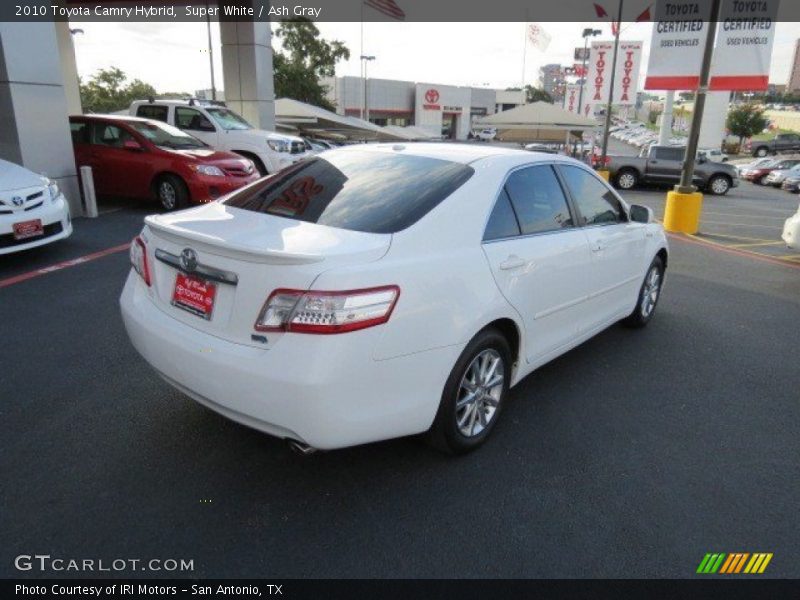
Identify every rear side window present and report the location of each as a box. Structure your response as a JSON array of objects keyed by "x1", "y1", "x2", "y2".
[
  {"x1": 70, "y1": 121, "x2": 89, "y2": 144},
  {"x1": 504, "y1": 165, "x2": 574, "y2": 235},
  {"x1": 136, "y1": 104, "x2": 169, "y2": 122},
  {"x1": 224, "y1": 151, "x2": 474, "y2": 234},
  {"x1": 483, "y1": 189, "x2": 521, "y2": 241},
  {"x1": 654, "y1": 147, "x2": 684, "y2": 161}
]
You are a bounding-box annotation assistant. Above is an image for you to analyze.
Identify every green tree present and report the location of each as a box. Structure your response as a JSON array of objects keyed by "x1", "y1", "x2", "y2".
[
  {"x1": 726, "y1": 103, "x2": 769, "y2": 146},
  {"x1": 507, "y1": 86, "x2": 554, "y2": 104},
  {"x1": 79, "y1": 67, "x2": 157, "y2": 113},
  {"x1": 273, "y1": 19, "x2": 349, "y2": 110}
]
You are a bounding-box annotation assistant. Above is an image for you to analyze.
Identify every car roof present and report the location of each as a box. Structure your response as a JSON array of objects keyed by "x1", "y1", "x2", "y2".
[
  {"x1": 72, "y1": 114, "x2": 153, "y2": 124},
  {"x1": 341, "y1": 142, "x2": 539, "y2": 165}
]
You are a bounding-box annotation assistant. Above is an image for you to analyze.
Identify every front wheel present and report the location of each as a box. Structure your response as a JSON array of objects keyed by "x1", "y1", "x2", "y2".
[
  {"x1": 707, "y1": 175, "x2": 731, "y2": 195},
  {"x1": 427, "y1": 328, "x2": 511, "y2": 455},
  {"x1": 156, "y1": 175, "x2": 189, "y2": 211},
  {"x1": 623, "y1": 256, "x2": 665, "y2": 328}
]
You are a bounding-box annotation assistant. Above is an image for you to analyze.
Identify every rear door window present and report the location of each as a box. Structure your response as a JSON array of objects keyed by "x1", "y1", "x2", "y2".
[
  {"x1": 224, "y1": 151, "x2": 474, "y2": 234},
  {"x1": 503, "y1": 165, "x2": 574, "y2": 235},
  {"x1": 135, "y1": 104, "x2": 169, "y2": 122},
  {"x1": 654, "y1": 147, "x2": 684, "y2": 161}
]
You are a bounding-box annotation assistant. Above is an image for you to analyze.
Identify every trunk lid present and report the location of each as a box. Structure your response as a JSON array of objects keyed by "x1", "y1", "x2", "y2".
[{"x1": 142, "y1": 202, "x2": 391, "y2": 348}]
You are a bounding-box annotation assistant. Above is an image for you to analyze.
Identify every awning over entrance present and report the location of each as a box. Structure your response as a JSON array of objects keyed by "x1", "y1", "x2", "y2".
[
  {"x1": 275, "y1": 98, "x2": 408, "y2": 141},
  {"x1": 475, "y1": 101, "x2": 599, "y2": 143}
]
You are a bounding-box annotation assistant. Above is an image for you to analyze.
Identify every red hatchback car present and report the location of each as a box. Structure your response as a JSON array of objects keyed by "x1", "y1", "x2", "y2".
[{"x1": 69, "y1": 115, "x2": 260, "y2": 210}]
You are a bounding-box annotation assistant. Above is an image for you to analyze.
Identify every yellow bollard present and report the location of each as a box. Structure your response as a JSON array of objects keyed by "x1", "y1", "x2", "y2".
[
  {"x1": 664, "y1": 190, "x2": 703, "y2": 234},
  {"x1": 596, "y1": 169, "x2": 610, "y2": 181}
]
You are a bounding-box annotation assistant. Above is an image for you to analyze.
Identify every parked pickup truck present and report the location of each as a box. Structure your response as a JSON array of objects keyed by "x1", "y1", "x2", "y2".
[
  {"x1": 607, "y1": 145, "x2": 739, "y2": 195},
  {"x1": 748, "y1": 133, "x2": 800, "y2": 158}
]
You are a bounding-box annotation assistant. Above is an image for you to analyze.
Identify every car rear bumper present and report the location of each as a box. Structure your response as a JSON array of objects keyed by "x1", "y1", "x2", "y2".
[
  {"x1": 120, "y1": 274, "x2": 463, "y2": 449},
  {"x1": 0, "y1": 194, "x2": 72, "y2": 255}
]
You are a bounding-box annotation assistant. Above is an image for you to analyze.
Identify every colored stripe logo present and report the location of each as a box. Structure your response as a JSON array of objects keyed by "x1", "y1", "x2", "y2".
[{"x1": 697, "y1": 553, "x2": 773, "y2": 574}]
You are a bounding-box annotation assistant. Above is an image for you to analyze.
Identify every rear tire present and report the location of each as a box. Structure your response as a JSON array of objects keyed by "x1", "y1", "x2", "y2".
[
  {"x1": 623, "y1": 256, "x2": 664, "y2": 328},
  {"x1": 616, "y1": 169, "x2": 639, "y2": 190},
  {"x1": 426, "y1": 328, "x2": 512, "y2": 455},
  {"x1": 156, "y1": 175, "x2": 189, "y2": 211},
  {"x1": 754, "y1": 146, "x2": 768, "y2": 158}
]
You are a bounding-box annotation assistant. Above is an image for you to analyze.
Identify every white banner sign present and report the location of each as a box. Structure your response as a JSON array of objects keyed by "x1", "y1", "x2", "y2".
[
  {"x1": 709, "y1": 0, "x2": 779, "y2": 91},
  {"x1": 587, "y1": 40, "x2": 614, "y2": 104},
  {"x1": 616, "y1": 41, "x2": 643, "y2": 104},
  {"x1": 564, "y1": 83, "x2": 581, "y2": 113},
  {"x1": 645, "y1": 0, "x2": 779, "y2": 91},
  {"x1": 587, "y1": 40, "x2": 643, "y2": 106},
  {"x1": 645, "y1": 0, "x2": 713, "y2": 90}
]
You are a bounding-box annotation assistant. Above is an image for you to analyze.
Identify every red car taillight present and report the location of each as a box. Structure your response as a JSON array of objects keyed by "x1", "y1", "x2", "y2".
[
  {"x1": 129, "y1": 236, "x2": 151, "y2": 286},
  {"x1": 255, "y1": 286, "x2": 400, "y2": 334}
]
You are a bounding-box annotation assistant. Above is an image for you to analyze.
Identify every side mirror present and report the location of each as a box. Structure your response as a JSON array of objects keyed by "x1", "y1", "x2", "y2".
[
  {"x1": 697, "y1": 155, "x2": 707, "y2": 164},
  {"x1": 123, "y1": 139, "x2": 143, "y2": 152},
  {"x1": 629, "y1": 204, "x2": 653, "y2": 224}
]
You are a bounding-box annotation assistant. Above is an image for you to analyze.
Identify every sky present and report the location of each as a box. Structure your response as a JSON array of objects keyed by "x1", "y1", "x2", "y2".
[{"x1": 71, "y1": 21, "x2": 799, "y2": 95}]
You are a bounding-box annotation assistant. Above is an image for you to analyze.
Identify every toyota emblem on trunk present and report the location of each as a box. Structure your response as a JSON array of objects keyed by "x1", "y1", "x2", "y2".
[
  {"x1": 180, "y1": 248, "x2": 198, "y2": 272},
  {"x1": 11, "y1": 196, "x2": 23, "y2": 207}
]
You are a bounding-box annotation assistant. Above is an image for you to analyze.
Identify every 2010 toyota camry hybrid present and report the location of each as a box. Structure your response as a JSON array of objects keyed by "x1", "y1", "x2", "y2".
[{"x1": 120, "y1": 144, "x2": 668, "y2": 454}]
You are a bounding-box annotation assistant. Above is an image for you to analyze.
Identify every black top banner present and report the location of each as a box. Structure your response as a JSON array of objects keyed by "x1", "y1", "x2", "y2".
[{"x1": 3, "y1": 0, "x2": 799, "y2": 22}]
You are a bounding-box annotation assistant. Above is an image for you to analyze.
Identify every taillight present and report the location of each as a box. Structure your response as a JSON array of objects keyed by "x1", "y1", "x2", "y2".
[
  {"x1": 255, "y1": 286, "x2": 400, "y2": 334},
  {"x1": 129, "y1": 236, "x2": 151, "y2": 286}
]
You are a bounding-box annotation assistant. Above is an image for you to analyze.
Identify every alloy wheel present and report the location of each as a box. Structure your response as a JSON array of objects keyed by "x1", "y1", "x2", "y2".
[
  {"x1": 710, "y1": 177, "x2": 729, "y2": 195},
  {"x1": 159, "y1": 182, "x2": 176, "y2": 210},
  {"x1": 640, "y1": 266, "x2": 661, "y2": 318},
  {"x1": 455, "y1": 349, "x2": 504, "y2": 437},
  {"x1": 618, "y1": 173, "x2": 636, "y2": 189}
]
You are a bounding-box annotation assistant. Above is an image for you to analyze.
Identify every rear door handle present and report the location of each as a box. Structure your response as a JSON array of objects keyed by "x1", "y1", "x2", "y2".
[{"x1": 499, "y1": 255, "x2": 526, "y2": 270}]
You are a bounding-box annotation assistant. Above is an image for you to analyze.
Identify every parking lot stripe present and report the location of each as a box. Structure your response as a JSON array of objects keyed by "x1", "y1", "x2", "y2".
[
  {"x1": 671, "y1": 233, "x2": 800, "y2": 270},
  {"x1": 0, "y1": 243, "x2": 129, "y2": 289},
  {"x1": 727, "y1": 241, "x2": 784, "y2": 248}
]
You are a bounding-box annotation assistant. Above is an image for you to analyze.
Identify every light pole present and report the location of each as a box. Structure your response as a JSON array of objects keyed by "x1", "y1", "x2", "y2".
[
  {"x1": 205, "y1": 1, "x2": 216, "y2": 101},
  {"x1": 360, "y1": 55, "x2": 375, "y2": 122},
  {"x1": 577, "y1": 28, "x2": 601, "y2": 116}
]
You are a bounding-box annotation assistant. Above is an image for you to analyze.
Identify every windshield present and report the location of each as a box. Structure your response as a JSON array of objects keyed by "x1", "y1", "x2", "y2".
[
  {"x1": 206, "y1": 108, "x2": 252, "y2": 131},
  {"x1": 224, "y1": 151, "x2": 475, "y2": 234},
  {"x1": 128, "y1": 120, "x2": 205, "y2": 149}
]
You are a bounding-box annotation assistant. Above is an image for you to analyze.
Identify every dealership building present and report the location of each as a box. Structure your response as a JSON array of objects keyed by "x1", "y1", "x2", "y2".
[{"x1": 323, "y1": 76, "x2": 525, "y2": 140}]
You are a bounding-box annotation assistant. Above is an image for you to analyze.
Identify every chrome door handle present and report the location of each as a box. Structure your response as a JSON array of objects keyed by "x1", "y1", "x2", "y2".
[{"x1": 499, "y1": 256, "x2": 526, "y2": 270}]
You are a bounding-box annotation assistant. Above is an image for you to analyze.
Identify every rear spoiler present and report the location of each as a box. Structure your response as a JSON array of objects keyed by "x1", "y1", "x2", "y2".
[{"x1": 144, "y1": 215, "x2": 324, "y2": 265}]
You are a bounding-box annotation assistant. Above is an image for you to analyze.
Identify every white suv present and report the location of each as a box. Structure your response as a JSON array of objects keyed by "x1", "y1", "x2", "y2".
[{"x1": 130, "y1": 99, "x2": 310, "y2": 175}]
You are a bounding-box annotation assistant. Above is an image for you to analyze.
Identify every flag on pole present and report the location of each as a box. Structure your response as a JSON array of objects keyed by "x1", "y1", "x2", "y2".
[
  {"x1": 364, "y1": 0, "x2": 405, "y2": 20},
  {"x1": 527, "y1": 23, "x2": 552, "y2": 52},
  {"x1": 593, "y1": 3, "x2": 608, "y2": 18}
]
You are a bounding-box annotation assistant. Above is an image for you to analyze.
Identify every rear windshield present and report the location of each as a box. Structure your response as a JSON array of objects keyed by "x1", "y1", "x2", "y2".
[{"x1": 223, "y1": 150, "x2": 475, "y2": 234}]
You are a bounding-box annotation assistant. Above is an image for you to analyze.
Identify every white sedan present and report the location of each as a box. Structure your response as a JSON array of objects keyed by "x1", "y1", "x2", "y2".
[
  {"x1": 121, "y1": 144, "x2": 668, "y2": 454},
  {"x1": 0, "y1": 158, "x2": 72, "y2": 254}
]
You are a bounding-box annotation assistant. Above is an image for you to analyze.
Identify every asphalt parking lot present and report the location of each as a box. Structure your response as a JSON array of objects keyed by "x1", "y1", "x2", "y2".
[{"x1": 2, "y1": 177, "x2": 799, "y2": 579}]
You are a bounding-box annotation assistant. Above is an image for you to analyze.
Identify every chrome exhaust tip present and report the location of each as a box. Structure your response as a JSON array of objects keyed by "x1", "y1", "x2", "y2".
[{"x1": 287, "y1": 439, "x2": 317, "y2": 455}]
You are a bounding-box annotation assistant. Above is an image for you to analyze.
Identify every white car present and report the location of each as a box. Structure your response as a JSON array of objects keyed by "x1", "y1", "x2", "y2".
[
  {"x1": 0, "y1": 158, "x2": 72, "y2": 255},
  {"x1": 476, "y1": 128, "x2": 497, "y2": 142},
  {"x1": 120, "y1": 144, "x2": 668, "y2": 453},
  {"x1": 783, "y1": 203, "x2": 800, "y2": 249},
  {"x1": 130, "y1": 99, "x2": 310, "y2": 175}
]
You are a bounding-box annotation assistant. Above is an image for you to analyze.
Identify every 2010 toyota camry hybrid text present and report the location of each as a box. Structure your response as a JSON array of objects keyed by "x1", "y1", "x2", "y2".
[{"x1": 120, "y1": 143, "x2": 668, "y2": 454}]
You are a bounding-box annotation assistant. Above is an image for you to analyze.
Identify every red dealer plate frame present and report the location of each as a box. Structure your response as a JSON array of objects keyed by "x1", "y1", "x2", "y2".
[
  {"x1": 13, "y1": 219, "x2": 44, "y2": 241},
  {"x1": 171, "y1": 273, "x2": 217, "y2": 320}
]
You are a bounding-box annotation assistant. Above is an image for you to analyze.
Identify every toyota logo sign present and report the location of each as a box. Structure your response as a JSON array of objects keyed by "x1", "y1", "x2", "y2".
[
  {"x1": 425, "y1": 89, "x2": 440, "y2": 104},
  {"x1": 180, "y1": 248, "x2": 198, "y2": 272}
]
